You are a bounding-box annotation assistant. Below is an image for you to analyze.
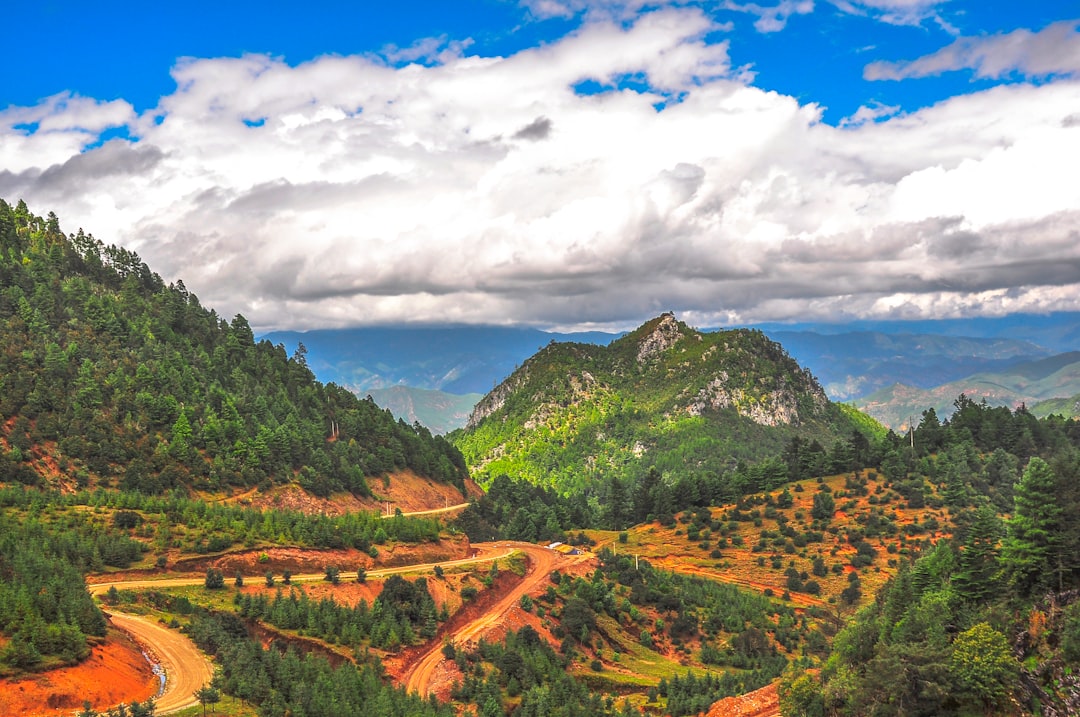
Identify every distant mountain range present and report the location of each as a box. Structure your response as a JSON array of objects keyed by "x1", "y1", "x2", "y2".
[
  {"x1": 260, "y1": 313, "x2": 1080, "y2": 433},
  {"x1": 365, "y1": 386, "x2": 483, "y2": 435},
  {"x1": 765, "y1": 331, "x2": 1050, "y2": 400},
  {"x1": 855, "y1": 352, "x2": 1080, "y2": 429},
  {"x1": 260, "y1": 326, "x2": 618, "y2": 395}
]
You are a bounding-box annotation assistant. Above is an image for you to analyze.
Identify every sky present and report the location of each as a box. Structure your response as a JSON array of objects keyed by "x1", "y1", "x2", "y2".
[{"x1": 2, "y1": 1, "x2": 1079, "y2": 332}]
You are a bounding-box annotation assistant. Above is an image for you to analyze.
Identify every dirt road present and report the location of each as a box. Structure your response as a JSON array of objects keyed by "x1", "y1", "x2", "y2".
[
  {"x1": 403, "y1": 541, "x2": 584, "y2": 696},
  {"x1": 89, "y1": 543, "x2": 514, "y2": 595},
  {"x1": 105, "y1": 611, "x2": 214, "y2": 715},
  {"x1": 383, "y1": 503, "x2": 471, "y2": 518},
  {"x1": 91, "y1": 542, "x2": 516, "y2": 713}
]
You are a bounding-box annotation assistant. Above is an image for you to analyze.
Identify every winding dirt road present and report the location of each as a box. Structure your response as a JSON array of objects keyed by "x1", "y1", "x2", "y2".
[
  {"x1": 91, "y1": 542, "x2": 518, "y2": 713},
  {"x1": 403, "y1": 541, "x2": 586, "y2": 696},
  {"x1": 105, "y1": 612, "x2": 214, "y2": 714}
]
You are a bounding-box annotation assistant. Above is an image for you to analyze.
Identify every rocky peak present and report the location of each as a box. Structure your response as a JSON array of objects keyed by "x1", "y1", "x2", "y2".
[{"x1": 636, "y1": 312, "x2": 683, "y2": 364}]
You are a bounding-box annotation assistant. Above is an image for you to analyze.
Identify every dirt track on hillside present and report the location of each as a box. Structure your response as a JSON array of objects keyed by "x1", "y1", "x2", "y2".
[
  {"x1": 91, "y1": 543, "x2": 517, "y2": 713},
  {"x1": 105, "y1": 612, "x2": 214, "y2": 715},
  {"x1": 403, "y1": 542, "x2": 587, "y2": 696}
]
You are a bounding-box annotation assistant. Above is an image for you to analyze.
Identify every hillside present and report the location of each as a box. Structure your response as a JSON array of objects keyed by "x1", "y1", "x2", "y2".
[
  {"x1": 1031, "y1": 393, "x2": 1080, "y2": 419},
  {"x1": 0, "y1": 200, "x2": 467, "y2": 498},
  {"x1": 856, "y1": 351, "x2": 1080, "y2": 429},
  {"x1": 454, "y1": 313, "x2": 867, "y2": 495}
]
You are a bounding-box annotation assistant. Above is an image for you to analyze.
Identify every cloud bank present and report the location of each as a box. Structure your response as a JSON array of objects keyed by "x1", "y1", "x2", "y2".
[{"x1": 2, "y1": 8, "x2": 1079, "y2": 331}]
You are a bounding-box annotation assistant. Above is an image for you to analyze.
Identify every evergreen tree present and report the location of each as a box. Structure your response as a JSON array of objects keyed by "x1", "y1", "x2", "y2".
[
  {"x1": 952, "y1": 506, "x2": 1002, "y2": 603},
  {"x1": 1002, "y1": 457, "x2": 1062, "y2": 595}
]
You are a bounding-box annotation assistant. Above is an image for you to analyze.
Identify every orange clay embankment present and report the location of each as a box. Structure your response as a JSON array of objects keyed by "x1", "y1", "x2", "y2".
[{"x1": 0, "y1": 628, "x2": 158, "y2": 716}]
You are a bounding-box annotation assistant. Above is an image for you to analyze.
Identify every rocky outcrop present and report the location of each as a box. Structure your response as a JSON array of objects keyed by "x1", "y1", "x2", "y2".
[
  {"x1": 685, "y1": 367, "x2": 829, "y2": 426},
  {"x1": 636, "y1": 312, "x2": 683, "y2": 364},
  {"x1": 466, "y1": 371, "x2": 526, "y2": 428}
]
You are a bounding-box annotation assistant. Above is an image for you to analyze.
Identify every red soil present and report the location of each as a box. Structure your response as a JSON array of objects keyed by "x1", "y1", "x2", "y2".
[
  {"x1": 230, "y1": 470, "x2": 482, "y2": 516},
  {"x1": 706, "y1": 682, "x2": 780, "y2": 717},
  {"x1": 0, "y1": 631, "x2": 157, "y2": 716}
]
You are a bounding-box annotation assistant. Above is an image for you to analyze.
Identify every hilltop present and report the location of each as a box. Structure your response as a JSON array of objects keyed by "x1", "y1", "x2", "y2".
[{"x1": 454, "y1": 313, "x2": 873, "y2": 495}]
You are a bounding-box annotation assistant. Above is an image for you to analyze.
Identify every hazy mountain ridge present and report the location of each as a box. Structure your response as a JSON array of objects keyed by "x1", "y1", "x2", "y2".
[
  {"x1": 766, "y1": 330, "x2": 1051, "y2": 400},
  {"x1": 260, "y1": 326, "x2": 620, "y2": 395},
  {"x1": 366, "y1": 385, "x2": 484, "y2": 435},
  {"x1": 856, "y1": 351, "x2": 1080, "y2": 428},
  {"x1": 454, "y1": 313, "x2": 864, "y2": 494}
]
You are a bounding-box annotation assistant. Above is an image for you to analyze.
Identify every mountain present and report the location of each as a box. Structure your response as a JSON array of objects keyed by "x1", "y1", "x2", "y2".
[
  {"x1": 763, "y1": 330, "x2": 1050, "y2": 400},
  {"x1": 749, "y1": 312, "x2": 1080, "y2": 353},
  {"x1": 453, "y1": 313, "x2": 870, "y2": 494},
  {"x1": 366, "y1": 386, "x2": 483, "y2": 435},
  {"x1": 856, "y1": 351, "x2": 1080, "y2": 429},
  {"x1": 0, "y1": 200, "x2": 467, "y2": 497},
  {"x1": 261, "y1": 321, "x2": 1067, "y2": 431},
  {"x1": 260, "y1": 326, "x2": 620, "y2": 395}
]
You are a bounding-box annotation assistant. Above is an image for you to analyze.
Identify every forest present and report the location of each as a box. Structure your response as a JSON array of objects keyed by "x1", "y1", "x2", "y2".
[
  {"x1": 780, "y1": 397, "x2": 1080, "y2": 716},
  {"x1": 0, "y1": 199, "x2": 466, "y2": 496}
]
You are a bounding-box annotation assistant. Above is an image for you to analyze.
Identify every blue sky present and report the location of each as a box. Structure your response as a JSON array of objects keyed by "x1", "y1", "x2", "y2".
[
  {"x1": 2, "y1": 1, "x2": 1080, "y2": 330},
  {"x1": 6, "y1": 1, "x2": 1075, "y2": 120}
]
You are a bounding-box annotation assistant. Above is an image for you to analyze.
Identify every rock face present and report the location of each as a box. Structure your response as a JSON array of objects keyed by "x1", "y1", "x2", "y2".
[
  {"x1": 685, "y1": 368, "x2": 829, "y2": 427},
  {"x1": 466, "y1": 371, "x2": 526, "y2": 429},
  {"x1": 636, "y1": 312, "x2": 683, "y2": 364}
]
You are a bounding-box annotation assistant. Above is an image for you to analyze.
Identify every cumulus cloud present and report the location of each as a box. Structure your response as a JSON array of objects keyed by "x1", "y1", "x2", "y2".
[
  {"x1": 0, "y1": 92, "x2": 135, "y2": 174},
  {"x1": 1, "y1": 8, "x2": 1079, "y2": 331},
  {"x1": 866, "y1": 19, "x2": 1080, "y2": 80}
]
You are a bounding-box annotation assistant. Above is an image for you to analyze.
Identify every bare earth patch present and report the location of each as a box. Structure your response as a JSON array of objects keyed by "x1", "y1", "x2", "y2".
[
  {"x1": 0, "y1": 629, "x2": 157, "y2": 716},
  {"x1": 706, "y1": 682, "x2": 780, "y2": 717}
]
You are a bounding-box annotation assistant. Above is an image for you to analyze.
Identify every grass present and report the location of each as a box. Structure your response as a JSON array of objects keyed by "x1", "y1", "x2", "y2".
[{"x1": 171, "y1": 697, "x2": 259, "y2": 717}]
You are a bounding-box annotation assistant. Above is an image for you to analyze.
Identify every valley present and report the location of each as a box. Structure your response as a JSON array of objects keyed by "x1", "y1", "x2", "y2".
[{"x1": 2, "y1": 202, "x2": 1080, "y2": 717}]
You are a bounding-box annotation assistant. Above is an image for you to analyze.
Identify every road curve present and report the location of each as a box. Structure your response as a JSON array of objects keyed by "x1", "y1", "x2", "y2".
[
  {"x1": 90, "y1": 542, "x2": 517, "y2": 713},
  {"x1": 105, "y1": 611, "x2": 214, "y2": 715},
  {"x1": 404, "y1": 541, "x2": 585, "y2": 696}
]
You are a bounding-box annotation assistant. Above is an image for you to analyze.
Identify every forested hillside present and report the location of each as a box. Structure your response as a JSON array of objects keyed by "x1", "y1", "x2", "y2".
[
  {"x1": 780, "y1": 397, "x2": 1080, "y2": 716},
  {"x1": 454, "y1": 313, "x2": 874, "y2": 497},
  {"x1": 0, "y1": 200, "x2": 467, "y2": 496}
]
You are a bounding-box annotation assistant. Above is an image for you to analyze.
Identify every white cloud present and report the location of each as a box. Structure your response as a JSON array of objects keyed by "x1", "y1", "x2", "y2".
[
  {"x1": 830, "y1": 0, "x2": 951, "y2": 28},
  {"x1": 2, "y1": 9, "x2": 1079, "y2": 330},
  {"x1": 866, "y1": 19, "x2": 1080, "y2": 80},
  {"x1": 722, "y1": 1, "x2": 814, "y2": 33},
  {"x1": 839, "y1": 101, "x2": 900, "y2": 126},
  {"x1": 0, "y1": 93, "x2": 135, "y2": 173}
]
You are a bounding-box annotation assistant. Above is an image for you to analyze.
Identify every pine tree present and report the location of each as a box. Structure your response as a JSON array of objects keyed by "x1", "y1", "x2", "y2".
[
  {"x1": 1002, "y1": 457, "x2": 1062, "y2": 595},
  {"x1": 952, "y1": 506, "x2": 1002, "y2": 603}
]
